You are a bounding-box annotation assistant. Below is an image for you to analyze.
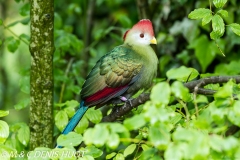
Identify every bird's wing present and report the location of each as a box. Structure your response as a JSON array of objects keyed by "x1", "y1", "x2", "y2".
[{"x1": 80, "y1": 45, "x2": 142, "y2": 106}]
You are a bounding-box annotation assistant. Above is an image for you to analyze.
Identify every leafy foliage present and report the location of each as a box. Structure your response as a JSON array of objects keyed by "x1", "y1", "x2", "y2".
[{"x1": 1, "y1": 0, "x2": 240, "y2": 159}]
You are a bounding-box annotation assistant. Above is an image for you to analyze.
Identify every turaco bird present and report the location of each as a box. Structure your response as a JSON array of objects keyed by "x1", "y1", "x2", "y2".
[{"x1": 59, "y1": 19, "x2": 158, "y2": 143}]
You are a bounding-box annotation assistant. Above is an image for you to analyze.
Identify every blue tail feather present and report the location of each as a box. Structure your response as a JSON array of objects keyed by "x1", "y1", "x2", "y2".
[
  {"x1": 62, "y1": 101, "x2": 88, "y2": 135},
  {"x1": 56, "y1": 101, "x2": 88, "y2": 148}
]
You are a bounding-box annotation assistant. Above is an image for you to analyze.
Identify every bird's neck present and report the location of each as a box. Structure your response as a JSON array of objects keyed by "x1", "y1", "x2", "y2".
[{"x1": 124, "y1": 42, "x2": 157, "y2": 61}]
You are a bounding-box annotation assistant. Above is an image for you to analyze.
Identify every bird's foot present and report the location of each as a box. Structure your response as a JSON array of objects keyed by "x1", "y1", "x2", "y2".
[{"x1": 119, "y1": 96, "x2": 133, "y2": 106}]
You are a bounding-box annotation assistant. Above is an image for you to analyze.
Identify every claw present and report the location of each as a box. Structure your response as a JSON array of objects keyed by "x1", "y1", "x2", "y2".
[{"x1": 119, "y1": 96, "x2": 132, "y2": 106}]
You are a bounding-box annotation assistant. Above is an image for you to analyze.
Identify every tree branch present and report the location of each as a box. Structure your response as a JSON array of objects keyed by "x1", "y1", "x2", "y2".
[
  {"x1": 101, "y1": 75, "x2": 240, "y2": 122},
  {"x1": 136, "y1": 0, "x2": 149, "y2": 19}
]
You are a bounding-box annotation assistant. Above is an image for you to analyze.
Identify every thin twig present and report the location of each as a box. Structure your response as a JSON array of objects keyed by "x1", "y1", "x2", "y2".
[
  {"x1": 214, "y1": 40, "x2": 225, "y2": 57},
  {"x1": 59, "y1": 58, "x2": 74, "y2": 103},
  {"x1": 178, "y1": 99, "x2": 190, "y2": 122}
]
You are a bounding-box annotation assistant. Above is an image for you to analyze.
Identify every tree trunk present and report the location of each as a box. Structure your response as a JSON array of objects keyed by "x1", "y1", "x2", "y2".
[{"x1": 29, "y1": 0, "x2": 54, "y2": 149}]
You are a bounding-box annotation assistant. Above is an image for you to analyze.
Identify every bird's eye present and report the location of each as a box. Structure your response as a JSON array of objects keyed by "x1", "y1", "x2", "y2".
[{"x1": 140, "y1": 33, "x2": 144, "y2": 38}]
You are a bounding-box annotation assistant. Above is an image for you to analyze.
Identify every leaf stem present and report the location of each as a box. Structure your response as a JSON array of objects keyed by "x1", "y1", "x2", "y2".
[{"x1": 3, "y1": 22, "x2": 29, "y2": 45}]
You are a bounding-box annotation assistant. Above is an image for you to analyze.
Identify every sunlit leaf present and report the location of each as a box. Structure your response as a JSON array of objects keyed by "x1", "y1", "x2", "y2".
[
  {"x1": 211, "y1": 14, "x2": 225, "y2": 39},
  {"x1": 149, "y1": 125, "x2": 170, "y2": 149},
  {"x1": 17, "y1": 124, "x2": 30, "y2": 146},
  {"x1": 217, "y1": 10, "x2": 228, "y2": 18},
  {"x1": 150, "y1": 82, "x2": 171, "y2": 104},
  {"x1": 106, "y1": 133, "x2": 119, "y2": 149},
  {"x1": 124, "y1": 114, "x2": 146, "y2": 130},
  {"x1": 0, "y1": 120, "x2": 9, "y2": 144},
  {"x1": 229, "y1": 23, "x2": 240, "y2": 36},
  {"x1": 57, "y1": 132, "x2": 83, "y2": 147},
  {"x1": 213, "y1": 0, "x2": 227, "y2": 8},
  {"x1": 171, "y1": 81, "x2": 190, "y2": 102},
  {"x1": 85, "y1": 108, "x2": 102, "y2": 124},
  {"x1": 114, "y1": 153, "x2": 124, "y2": 160},
  {"x1": 124, "y1": 144, "x2": 136, "y2": 157},
  {"x1": 74, "y1": 116, "x2": 89, "y2": 134},
  {"x1": 214, "y1": 79, "x2": 234, "y2": 99},
  {"x1": 202, "y1": 13, "x2": 212, "y2": 26},
  {"x1": 83, "y1": 145, "x2": 103, "y2": 158},
  {"x1": 188, "y1": 8, "x2": 211, "y2": 19},
  {"x1": 55, "y1": 110, "x2": 68, "y2": 131},
  {"x1": 167, "y1": 66, "x2": 199, "y2": 82},
  {"x1": 106, "y1": 152, "x2": 117, "y2": 159},
  {"x1": 0, "y1": 111, "x2": 9, "y2": 118}
]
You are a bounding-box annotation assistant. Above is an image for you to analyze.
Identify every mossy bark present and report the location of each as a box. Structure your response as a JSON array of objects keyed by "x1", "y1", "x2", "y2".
[{"x1": 29, "y1": 0, "x2": 54, "y2": 149}]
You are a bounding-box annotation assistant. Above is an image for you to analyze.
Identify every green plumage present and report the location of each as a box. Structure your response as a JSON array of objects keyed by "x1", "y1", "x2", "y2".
[{"x1": 80, "y1": 42, "x2": 158, "y2": 106}]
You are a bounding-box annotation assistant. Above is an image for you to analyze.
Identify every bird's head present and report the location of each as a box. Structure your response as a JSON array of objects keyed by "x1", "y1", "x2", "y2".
[{"x1": 123, "y1": 19, "x2": 157, "y2": 46}]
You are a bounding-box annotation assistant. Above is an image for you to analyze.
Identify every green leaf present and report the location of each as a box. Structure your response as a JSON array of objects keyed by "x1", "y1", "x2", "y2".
[
  {"x1": 173, "y1": 128, "x2": 196, "y2": 141},
  {"x1": 19, "y1": 76, "x2": 30, "y2": 94},
  {"x1": 202, "y1": 13, "x2": 212, "y2": 26},
  {"x1": 124, "y1": 114, "x2": 146, "y2": 130},
  {"x1": 55, "y1": 110, "x2": 68, "y2": 131},
  {"x1": 0, "y1": 19, "x2": 2, "y2": 25},
  {"x1": 92, "y1": 124, "x2": 109, "y2": 147},
  {"x1": 217, "y1": 10, "x2": 228, "y2": 17},
  {"x1": 188, "y1": 8, "x2": 211, "y2": 19},
  {"x1": 108, "y1": 123, "x2": 127, "y2": 133},
  {"x1": 65, "y1": 100, "x2": 79, "y2": 108},
  {"x1": 0, "y1": 110, "x2": 9, "y2": 118},
  {"x1": 124, "y1": 144, "x2": 136, "y2": 157},
  {"x1": 150, "y1": 82, "x2": 171, "y2": 104},
  {"x1": 171, "y1": 81, "x2": 189, "y2": 101},
  {"x1": 19, "y1": 3, "x2": 30, "y2": 16},
  {"x1": 106, "y1": 133, "x2": 120, "y2": 149},
  {"x1": 84, "y1": 124, "x2": 109, "y2": 147},
  {"x1": 213, "y1": 0, "x2": 227, "y2": 8},
  {"x1": 214, "y1": 79, "x2": 234, "y2": 99},
  {"x1": 211, "y1": 14, "x2": 225, "y2": 39},
  {"x1": 6, "y1": 37, "x2": 20, "y2": 53},
  {"x1": 106, "y1": 152, "x2": 117, "y2": 159},
  {"x1": 85, "y1": 108, "x2": 102, "y2": 124},
  {"x1": 164, "y1": 143, "x2": 183, "y2": 160},
  {"x1": 0, "y1": 120, "x2": 9, "y2": 144},
  {"x1": 14, "y1": 99, "x2": 30, "y2": 110},
  {"x1": 19, "y1": 33, "x2": 30, "y2": 41},
  {"x1": 5, "y1": 18, "x2": 30, "y2": 28},
  {"x1": 17, "y1": 124, "x2": 30, "y2": 146},
  {"x1": 75, "y1": 116, "x2": 89, "y2": 134},
  {"x1": 229, "y1": 23, "x2": 240, "y2": 36},
  {"x1": 149, "y1": 125, "x2": 170, "y2": 149},
  {"x1": 188, "y1": 35, "x2": 218, "y2": 72},
  {"x1": 166, "y1": 66, "x2": 199, "y2": 82},
  {"x1": 141, "y1": 144, "x2": 150, "y2": 151},
  {"x1": 57, "y1": 132, "x2": 83, "y2": 147},
  {"x1": 144, "y1": 103, "x2": 173, "y2": 124},
  {"x1": 114, "y1": 153, "x2": 124, "y2": 160},
  {"x1": 0, "y1": 40, "x2": 2, "y2": 47},
  {"x1": 84, "y1": 145, "x2": 103, "y2": 158}
]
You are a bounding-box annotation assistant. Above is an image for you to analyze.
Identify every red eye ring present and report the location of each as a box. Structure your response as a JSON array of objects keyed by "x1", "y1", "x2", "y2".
[{"x1": 140, "y1": 33, "x2": 144, "y2": 38}]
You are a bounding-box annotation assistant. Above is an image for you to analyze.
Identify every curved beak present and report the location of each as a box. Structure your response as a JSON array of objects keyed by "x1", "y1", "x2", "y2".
[{"x1": 150, "y1": 37, "x2": 157, "y2": 44}]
